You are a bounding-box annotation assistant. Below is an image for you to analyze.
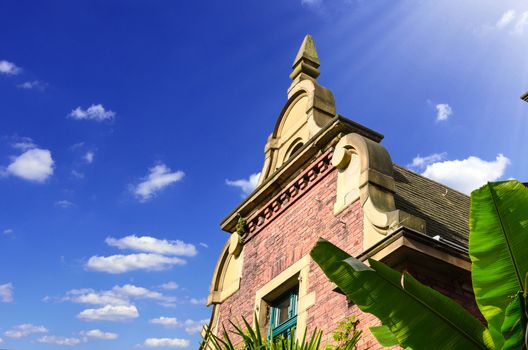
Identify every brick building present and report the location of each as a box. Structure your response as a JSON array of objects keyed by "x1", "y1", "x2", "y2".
[{"x1": 203, "y1": 35, "x2": 479, "y2": 349}]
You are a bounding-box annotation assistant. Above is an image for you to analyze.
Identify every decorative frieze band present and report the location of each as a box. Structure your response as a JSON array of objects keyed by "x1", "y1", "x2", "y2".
[{"x1": 244, "y1": 149, "x2": 334, "y2": 241}]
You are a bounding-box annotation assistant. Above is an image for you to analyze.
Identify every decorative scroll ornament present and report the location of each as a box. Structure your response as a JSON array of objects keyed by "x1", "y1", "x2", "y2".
[{"x1": 332, "y1": 133, "x2": 425, "y2": 250}]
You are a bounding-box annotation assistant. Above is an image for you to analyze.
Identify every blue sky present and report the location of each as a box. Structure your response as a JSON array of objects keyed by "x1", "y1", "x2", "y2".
[{"x1": 0, "y1": 0, "x2": 527, "y2": 349}]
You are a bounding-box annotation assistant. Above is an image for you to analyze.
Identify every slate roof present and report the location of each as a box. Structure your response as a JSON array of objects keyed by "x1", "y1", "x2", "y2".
[{"x1": 392, "y1": 164, "x2": 470, "y2": 247}]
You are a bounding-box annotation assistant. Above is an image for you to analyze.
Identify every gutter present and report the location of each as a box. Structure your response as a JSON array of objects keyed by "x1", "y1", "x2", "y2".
[{"x1": 356, "y1": 226, "x2": 469, "y2": 262}]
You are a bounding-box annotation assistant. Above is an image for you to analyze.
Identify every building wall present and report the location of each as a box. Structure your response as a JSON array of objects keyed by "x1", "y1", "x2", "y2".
[
  {"x1": 213, "y1": 150, "x2": 481, "y2": 349},
  {"x1": 405, "y1": 263, "x2": 483, "y2": 322}
]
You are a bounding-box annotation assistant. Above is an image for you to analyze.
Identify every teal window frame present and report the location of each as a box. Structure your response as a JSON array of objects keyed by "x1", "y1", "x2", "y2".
[{"x1": 268, "y1": 288, "x2": 298, "y2": 341}]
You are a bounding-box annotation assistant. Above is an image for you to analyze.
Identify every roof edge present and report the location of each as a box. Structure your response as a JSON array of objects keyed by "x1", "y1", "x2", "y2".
[
  {"x1": 392, "y1": 163, "x2": 470, "y2": 199},
  {"x1": 357, "y1": 226, "x2": 469, "y2": 262},
  {"x1": 220, "y1": 115, "x2": 383, "y2": 233}
]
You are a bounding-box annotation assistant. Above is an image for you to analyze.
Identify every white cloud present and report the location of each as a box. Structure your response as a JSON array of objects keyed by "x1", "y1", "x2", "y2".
[
  {"x1": 149, "y1": 317, "x2": 179, "y2": 327},
  {"x1": 38, "y1": 335, "x2": 82, "y2": 346},
  {"x1": 2, "y1": 228, "x2": 13, "y2": 235},
  {"x1": 435, "y1": 103, "x2": 452, "y2": 121},
  {"x1": 496, "y1": 10, "x2": 516, "y2": 28},
  {"x1": 86, "y1": 235, "x2": 194, "y2": 274},
  {"x1": 86, "y1": 253, "x2": 186, "y2": 273},
  {"x1": 70, "y1": 141, "x2": 85, "y2": 149},
  {"x1": 65, "y1": 289, "x2": 129, "y2": 306},
  {"x1": 189, "y1": 297, "x2": 206, "y2": 305},
  {"x1": 494, "y1": 10, "x2": 528, "y2": 35},
  {"x1": 84, "y1": 151, "x2": 94, "y2": 164},
  {"x1": 513, "y1": 11, "x2": 528, "y2": 35},
  {"x1": 6, "y1": 148, "x2": 54, "y2": 182},
  {"x1": 226, "y1": 172, "x2": 260, "y2": 196},
  {"x1": 112, "y1": 284, "x2": 169, "y2": 301},
  {"x1": 12, "y1": 141, "x2": 37, "y2": 151},
  {"x1": 80, "y1": 329, "x2": 118, "y2": 340},
  {"x1": 148, "y1": 317, "x2": 208, "y2": 335},
  {"x1": 421, "y1": 154, "x2": 510, "y2": 194},
  {"x1": 55, "y1": 200, "x2": 75, "y2": 208},
  {"x1": 408, "y1": 152, "x2": 447, "y2": 170},
  {"x1": 77, "y1": 304, "x2": 139, "y2": 321},
  {"x1": 0, "y1": 283, "x2": 14, "y2": 303},
  {"x1": 182, "y1": 319, "x2": 209, "y2": 335},
  {"x1": 134, "y1": 164, "x2": 184, "y2": 202},
  {"x1": 0, "y1": 337, "x2": 3, "y2": 343},
  {"x1": 143, "y1": 338, "x2": 190, "y2": 348},
  {"x1": 71, "y1": 170, "x2": 85, "y2": 179},
  {"x1": 68, "y1": 104, "x2": 116, "y2": 121},
  {"x1": 4, "y1": 324, "x2": 48, "y2": 338},
  {"x1": 0, "y1": 60, "x2": 21, "y2": 75},
  {"x1": 106, "y1": 235, "x2": 196, "y2": 257},
  {"x1": 64, "y1": 284, "x2": 174, "y2": 307},
  {"x1": 65, "y1": 288, "x2": 93, "y2": 295},
  {"x1": 17, "y1": 80, "x2": 47, "y2": 91},
  {"x1": 160, "y1": 282, "x2": 179, "y2": 290},
  {"x1": 199, "y1": 242, "x2": 208, "y2": 248},
  {"x1": 11, "y1": 137, "x2": 37, "y2": 151}
]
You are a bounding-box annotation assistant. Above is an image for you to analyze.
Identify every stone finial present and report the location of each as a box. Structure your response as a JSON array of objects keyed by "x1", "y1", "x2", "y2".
[{"x1": 290, "y1": 35, "x2": 320, "y2": 81}]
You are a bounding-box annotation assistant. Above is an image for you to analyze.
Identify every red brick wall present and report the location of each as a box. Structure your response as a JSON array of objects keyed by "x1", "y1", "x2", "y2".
[
  {"x1": 213, "y1": 153, "x2": 480, "y2": 349},
  {"x1": 215, "y1": 154, "x2": 379, "y2": 346},
  {"x1": 405, "y1": 264, "x2": 483, "y2": 322}
]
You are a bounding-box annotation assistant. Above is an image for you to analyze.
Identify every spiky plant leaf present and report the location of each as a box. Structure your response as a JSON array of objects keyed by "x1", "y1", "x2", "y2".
[{"x1": 311, "y1": 238, "x2": 494, "y2": 350}]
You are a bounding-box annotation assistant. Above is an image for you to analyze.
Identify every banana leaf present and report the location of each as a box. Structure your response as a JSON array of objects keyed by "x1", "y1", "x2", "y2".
[
  {"x1": 470, "y1": 180, "x2": 528, "y2": 347},
  {"x1": 310, "y1": 238, "x2": 494, "y2": 350},
  {"x1": 369, "y1": 326, "x2": 399, "y2": 347},
  {"x1": 500, "y1": 292, "x2": 527, "y2": 350}
]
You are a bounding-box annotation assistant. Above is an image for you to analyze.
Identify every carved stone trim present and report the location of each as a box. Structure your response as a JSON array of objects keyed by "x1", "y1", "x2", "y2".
[
  {"x1": 332, "y1": 133, "x2": 425, "y2": 250},
  {"x1": 245, "y1": 149, "x2": 334, "y2": 242}
]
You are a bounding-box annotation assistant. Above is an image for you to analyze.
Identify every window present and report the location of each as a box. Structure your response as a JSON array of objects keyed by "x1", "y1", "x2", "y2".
[
  {"x1": 254, "y1": 256, "x2": 314, "y2": 344},
  {"x1": 287, "y1": 141, "x2": 304, "y2": 160},
  {"x1": 269, "y1": 287, "x2": 298, "y2": 340}
]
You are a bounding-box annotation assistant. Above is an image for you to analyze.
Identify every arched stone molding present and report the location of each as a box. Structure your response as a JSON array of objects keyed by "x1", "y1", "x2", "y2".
[
  {"x1": 332, "y1": 133, "x2": 426, "y2": 250},
  {"x1": 207, "y1": 237, "x2": 244, "y2": 305},
  {"x1": 258, "y1": 80, "x2": 336, "y2": 186},
  {"x1": 284, "y1": 137, "x2": 304, "y2": 161},
  {"x1": 256, "y1": 35, "x2": 337, "y2": 186}
]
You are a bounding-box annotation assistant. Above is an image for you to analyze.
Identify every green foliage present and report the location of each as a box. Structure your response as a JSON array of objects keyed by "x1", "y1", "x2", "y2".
[
  {"x1": 501, "y1": 291, "x2": 527, "y2": 350},
  {"x1": 310, "y1": 180, "x2": 528, "y2": 350},
  {"x1": 368, "y1": 326, "x2": 399, "y2": 347},
  {"x1": 469, "y1": 180, "x2": 528, "y2": 348},
  {"x1": 235, "y1": 214, "x2": 247, "y2": 236},
  {"x1": 202, "y1": 316, "x2": 323, "y2": 350},
  {"x1": 368, "y1": 326, "x2": 414, "y2": 350},
  {"x1": 310, "y1": 239, "x2": 493, "y2": 350},
  {"x1": 332, "y1": 316, "x2": 361, "y2": 349},
  {"x1": 202, "y1": 316, "x2": 360, "y2": 350}
]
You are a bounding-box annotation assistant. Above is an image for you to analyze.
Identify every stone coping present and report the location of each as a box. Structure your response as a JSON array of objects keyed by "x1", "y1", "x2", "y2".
[{"x1": 221, "y1": 115, "x2": 383, "y2": 233}]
